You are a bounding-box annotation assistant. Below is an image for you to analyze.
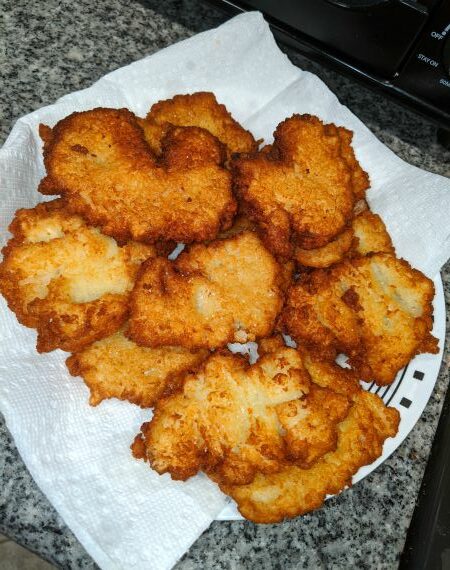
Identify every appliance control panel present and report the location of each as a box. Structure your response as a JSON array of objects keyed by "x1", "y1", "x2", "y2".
[
  {"x1": 206, "y1": 0, "x2": 450, "y2": 126},
  {"x1": 393, "y1": 2, "x2": 450, "y2": 116}
]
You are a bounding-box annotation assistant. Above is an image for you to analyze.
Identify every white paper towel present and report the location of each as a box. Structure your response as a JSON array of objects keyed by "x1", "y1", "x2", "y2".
[{"x1": 0, "y1": 11, "x2": 449, "y2": 570}]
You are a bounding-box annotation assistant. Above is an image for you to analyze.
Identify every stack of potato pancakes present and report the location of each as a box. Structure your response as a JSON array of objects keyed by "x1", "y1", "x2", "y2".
[{"x1": 0, "y1": 92, "x2": 438, "y2": 523}]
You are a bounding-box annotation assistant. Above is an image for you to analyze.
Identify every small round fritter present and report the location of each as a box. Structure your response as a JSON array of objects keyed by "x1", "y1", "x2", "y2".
[
  {"x1": 218, "y1": 391, "x2": 399, "y2": 523},
  {"x1": 66, "y1": 330, "x2": 208, "y2": 407},
  {"x1": 128, "y1": 231, "x2": 289, "y2": 349},
  {"x1": 294, "y1": 210, "x2": 394, "y2": 268},
  {"x1": 233, "y1": 115, "x2": 369, "y2": 258},
  {"x1": 38, "y1": 107, "x2": 236, "y2": 244},
  {"x1": 132, "y1": 339, "x2": 352, "y2": 485},
  {"x1": 282, "y1": 253, "x2": 439, "y2": 385},
  {"x1": 0, "y1": 200, "x2": 154, "y2": 353},
  {"x1": 139, "y1": 92, "x2": 257, "y2": 158}
]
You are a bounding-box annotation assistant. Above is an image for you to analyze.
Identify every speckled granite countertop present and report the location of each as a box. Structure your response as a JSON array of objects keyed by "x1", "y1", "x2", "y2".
[{"x1": 0, "y1": 1, "x2": 449, "y2": 568}]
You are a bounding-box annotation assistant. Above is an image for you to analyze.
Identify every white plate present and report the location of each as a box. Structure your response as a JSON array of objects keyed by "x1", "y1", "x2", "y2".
[
  {"x1": 1, "y1": 13, "x2": 449, "y2": 567},
  {"x1": 217, "y1": 276, "x2": 446, "y2": 520}
]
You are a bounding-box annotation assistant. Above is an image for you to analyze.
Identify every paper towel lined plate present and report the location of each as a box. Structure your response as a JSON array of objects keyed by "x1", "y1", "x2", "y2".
[{"x1": 1, "y1": 11, "x2": 449, "y2": 570}]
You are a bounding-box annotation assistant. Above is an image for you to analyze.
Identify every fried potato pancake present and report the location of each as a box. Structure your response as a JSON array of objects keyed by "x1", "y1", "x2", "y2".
[
  {"x1": 282, "y1": 253, "x2": 438, "y2": 384},
  {"x1": 294, "y1": 210, "x2": 394, "y2": 268},
  {"x1": 66, "y1": 330, "x2": 208, "y2": 407},
  {"x1": 218, "y1": 391, "x2": 399, "y2": 523},
  {"x1": 132, "y1": 341, "x2": 351, "y2": 485},
  {"x1": 0, "y1": 200, "x2": 154, "y2": 353},
  {"x1": 140, "y1": 92, "x2": 257, "y2": 158},
  {"x1": 128, "y1": 231, "x2": 287, "y2": 349},
  {"x1": 233, "y1": 115, "x2": 367, "y2": 257},
  {"x1": 38, "y1": 108, "x2": 236, "y2": 244}
]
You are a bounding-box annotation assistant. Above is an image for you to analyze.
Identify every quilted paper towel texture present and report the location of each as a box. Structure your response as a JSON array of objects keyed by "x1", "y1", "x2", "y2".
[{"x1": 0, "y1": 11, "x2": 449, "y2": 570}]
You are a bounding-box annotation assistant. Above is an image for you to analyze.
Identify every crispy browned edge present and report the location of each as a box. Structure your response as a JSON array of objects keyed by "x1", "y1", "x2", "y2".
[
  {"x1": 130, "y1": 346, "x2": 242, "y2": 462},
  {"x1": 215, "y1": 392, "x2": 400, "y2": 523}
]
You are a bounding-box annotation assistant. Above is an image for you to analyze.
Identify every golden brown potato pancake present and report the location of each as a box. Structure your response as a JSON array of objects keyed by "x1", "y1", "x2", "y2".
[
  {"x1": 128, "y1": 231, "x2": 288, "y2": 349},
  {"x1": 218, "y1": 391, "x2": 399, "y2": 523},
  {"x1": 233, "y1": 115, "x2": 367, "y2": 257},
  {"x1": 66, "y1": 330, "x2": 208, "y2": 407},
  {"x1": 0, "y1": 200, "x2": 154, "y2": 353},
  {"x1": 140, "y1": 92, "x2": 257, "y2": 158},
  {"x1": 294, "y1": 210, "x2": 394, "y2": 268},
  {"x1": 132, "y1": 339, "x2": 351, "y2": 485},
  {"x1": 38, "y1": 108, "x2": 236, "y2": 244},
  {"x1": 282, "y1": 253, "x2": 438, "y2": 384}
]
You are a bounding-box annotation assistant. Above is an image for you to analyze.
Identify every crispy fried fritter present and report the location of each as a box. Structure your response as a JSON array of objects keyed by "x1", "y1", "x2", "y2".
[
  {"x1": 128, "y1": 231, "x2": 287, "y2": 349},
  {"x1": 218, "y1": 216, "x2": 295, "y2": 292},
  {"x1": 38, "y1": 108, "x2": 236, "y2": 244},
  {"x1": 282, "y1": 253, "x2": 439, "y2": 384},
  {"x1": 352, "y1": 210, "x2": 394, "y2": 256},
  {"x1": 233, "y1": 115, "x2": 366, "y2": 257},
  {"x1": 294, "y1": 210, "x2": 394, "y2": 268},
  {"x1": 140, "y1": 92, "x2": 257, "y2": 158},
  {"x1": 0, "y1": 200, "x2": 154, "y2": 353},
  {"x1": 218, "y1": 391, "x2": 399, "y2": 523},
  {"x1": 132, "y1": 341, "x2": 351, "y2": 485},
  {"x1": 66, "y1": 330, "x2": 208, "y2": 407}
]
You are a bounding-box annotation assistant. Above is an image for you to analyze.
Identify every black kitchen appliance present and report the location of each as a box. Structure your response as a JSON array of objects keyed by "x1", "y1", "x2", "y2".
[{"x1": 205, "y1": 0, "x2": 450, "y2": 129}]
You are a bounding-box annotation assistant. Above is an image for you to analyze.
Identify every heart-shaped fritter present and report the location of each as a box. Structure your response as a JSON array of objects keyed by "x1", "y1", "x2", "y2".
[{"x1": 233, "y1": 114, "x2": 369, "y2": 257}]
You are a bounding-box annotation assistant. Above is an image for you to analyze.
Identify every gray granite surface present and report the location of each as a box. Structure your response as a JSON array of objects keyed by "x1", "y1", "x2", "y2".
[{"x1": 0, "y1": 0, "x2": 449, "y2": 568}]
